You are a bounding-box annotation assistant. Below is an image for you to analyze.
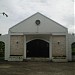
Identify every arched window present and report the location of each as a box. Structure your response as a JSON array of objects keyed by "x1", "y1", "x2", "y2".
[
  {"x1": 72, "y1": 42, "x2": 75, "y2": 55},
  {"x1": 0, "y1": 41, "x2": 5, "y2": 60}
]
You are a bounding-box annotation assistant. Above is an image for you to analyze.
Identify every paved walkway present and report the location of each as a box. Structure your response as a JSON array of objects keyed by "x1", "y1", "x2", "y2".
[{"x1": 0, "y1": 61, "x2": 75, "y2": 75}]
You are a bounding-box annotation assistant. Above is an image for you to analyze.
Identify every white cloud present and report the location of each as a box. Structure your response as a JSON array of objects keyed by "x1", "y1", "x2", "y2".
[
  {"x1": 68, "y1": 25, "x2": 75, "y2": 33},
  {"x1": 0, "y1": 0, "x2": 74, "y2": 34}
]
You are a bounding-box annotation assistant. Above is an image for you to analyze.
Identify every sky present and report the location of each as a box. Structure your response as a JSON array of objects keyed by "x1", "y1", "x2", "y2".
[{"x1": 0, "y1": 0, "x2": 74, "y2": 34}]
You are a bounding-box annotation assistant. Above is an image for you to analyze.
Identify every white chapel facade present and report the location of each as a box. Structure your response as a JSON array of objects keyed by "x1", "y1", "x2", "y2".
[{"x1": 0, "y1": 12, "x2": 74, "y2": 62}]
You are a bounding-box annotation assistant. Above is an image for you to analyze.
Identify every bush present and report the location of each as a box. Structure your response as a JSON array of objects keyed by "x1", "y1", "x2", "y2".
[
  {"x1": 72, "y1": 42, "x2": 75, "y2": 55},
  {"x1": 0, "y1": 41, "x2": 5, "y2": 57}
]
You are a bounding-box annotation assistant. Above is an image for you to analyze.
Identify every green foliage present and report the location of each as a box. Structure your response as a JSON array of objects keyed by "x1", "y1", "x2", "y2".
[
  {"x1": 72, "y1": 42, "x2": 75, "y2": 55},
  {"x1": 72, "y1": 48, "x2": 75, "y2": 52},
  {"x1": 72, "y1": 48, "x2": 75, "y2": 55},
  {"x1": 0, "y1": 41, "x2": 5, "y2": 57},
  {"x1": 72, "y1": 42, "x2": 75, "y2": 47}
]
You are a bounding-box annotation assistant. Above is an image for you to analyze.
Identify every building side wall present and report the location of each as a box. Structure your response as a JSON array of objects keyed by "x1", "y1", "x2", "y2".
[
  {"x1": 0, "y1": 34, "x2": 10, "y2": 60},
  {"x1": 10, "y1": 35, "x2": 24, "y2": 55},
  {"x1": 52, "y1": 35, "x2": 66, "y2": 56}
]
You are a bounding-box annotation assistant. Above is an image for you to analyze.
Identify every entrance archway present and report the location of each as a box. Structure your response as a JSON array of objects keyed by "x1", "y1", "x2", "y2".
[
  {"x1": 72, "y1": 42, "x2": 75, "y2": 55},
  {"x1": 0, "y1": 41, "x2": 5, "y2": 60},
  {"x1": 26, "y1": 39, "x2": 49, "y2": 58}
]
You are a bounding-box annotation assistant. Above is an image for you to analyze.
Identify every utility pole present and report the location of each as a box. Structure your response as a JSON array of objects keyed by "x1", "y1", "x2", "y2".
[{"x1": 0, "y1": 12, "x2": 8, "y2": 17}]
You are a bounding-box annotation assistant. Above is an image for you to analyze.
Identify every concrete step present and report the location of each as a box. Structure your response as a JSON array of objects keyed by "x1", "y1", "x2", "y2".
[{"x1": 24, "y1": 58, "x2": 50, "y2": 62}]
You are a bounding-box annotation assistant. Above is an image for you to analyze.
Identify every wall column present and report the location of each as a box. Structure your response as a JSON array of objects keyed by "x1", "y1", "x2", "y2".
[
  {"x1": 24, "y1": 35, "x2": 26, "y2": 59},
  {"x1": 5, "y1": 34, "x2": 10, "y2": 60},
  {"x1": 66, "y1": 34, "x2": 70, "y2": 61},
  {"x1": 49, "y1": 35, "x2": 52, "y2": 60}
]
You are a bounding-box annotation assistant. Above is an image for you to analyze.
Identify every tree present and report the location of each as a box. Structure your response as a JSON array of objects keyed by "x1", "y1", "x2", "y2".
[
  {"x1": 0, "y1": 41, "x2": 5, "y2": 57},
  {"x1": 72, "y1": 42, "x2": 75, "y2": 55}
]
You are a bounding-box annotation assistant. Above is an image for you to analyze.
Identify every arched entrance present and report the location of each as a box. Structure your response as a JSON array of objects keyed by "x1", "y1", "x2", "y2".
[
  {"x1": 71, "y1": 42, "x2": 75, "y2": 61},
  {"x1": 0, "y1": 41, "x2": 5, "y2": 60},
  {"x1": 72, "y1": 42, "x2": 75, "y2": 56},
  {"x1": 26, "y1": 39, "x2": 49, "y2": 58}
]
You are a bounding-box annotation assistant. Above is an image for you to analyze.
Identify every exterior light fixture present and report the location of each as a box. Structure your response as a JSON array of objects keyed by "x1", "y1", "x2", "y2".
[
  {"x1": 16, "y1": 41, "x2": 19, "y2": 44},
  {"x1": 57, "y1": 41, "x2": 60, "y2": 45},
  {"x1": 35, "y1": 20, "x2": 41, "y2": 25}
]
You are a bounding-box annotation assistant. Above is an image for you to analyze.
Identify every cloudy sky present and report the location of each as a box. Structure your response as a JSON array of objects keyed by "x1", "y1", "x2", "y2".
[{"x1": 0, "y1": 0, "x2": 74, "y2": 34}]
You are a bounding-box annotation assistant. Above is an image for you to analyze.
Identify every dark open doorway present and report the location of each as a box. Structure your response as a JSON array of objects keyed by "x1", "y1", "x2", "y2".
[
  {"x1": 71, "y1": 42, "x2": 75, "y2": 61},
  {"x1": 72, "y1": 42, "x2": 75, "y2": 56},
  {"x1": 26, "y1": 39, "x2": 49, "y2": 58}
]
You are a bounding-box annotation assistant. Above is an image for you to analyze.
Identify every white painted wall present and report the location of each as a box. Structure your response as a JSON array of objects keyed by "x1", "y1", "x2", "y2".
[
  {"x1": 0, "y1": 13, "x2": 72, "y2": 61},
  {"x1": 9, "y1": 13, "x2": 67, "y2": 33},
  {"x1": 0, "y1": 33, "x2": 74, "y2": 61},
  {"x1": 0, "y1": 34, "x2": 10, "y2": 60}
]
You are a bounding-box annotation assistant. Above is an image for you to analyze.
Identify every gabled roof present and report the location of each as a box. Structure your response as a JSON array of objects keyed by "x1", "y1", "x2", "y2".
[
  {"x1": 9, "y1": 12, "x2": 67, "y2": 30},
  {"x1": 9, "y1": 12, "x2": 68, "y2": 33}
]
